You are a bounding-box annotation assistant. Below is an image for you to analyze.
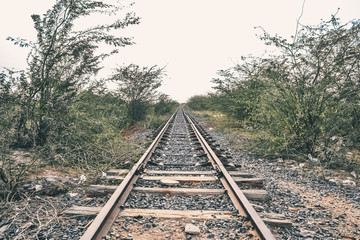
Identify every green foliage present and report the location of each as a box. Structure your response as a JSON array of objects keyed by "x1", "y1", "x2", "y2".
[
  {"x1": 254, "y1": 18, "x2": 360, "y2": 164},
  {"x1": 0, "y1": 71, "x2": 43, "y2": 191},
  {"x1": 153, "y1": 94, "x2": 179, "y2": 116},
  {"x1": 54, "y1": 89, "x2": 176, "y2": 173},
  {"x1": 186, "y1": 95, "x2": 211, "y2": 111},
  {"x1": 191, "y1": 59, "x2": 268, "y2": 125},
  {"x1": 190, "y1": 17, "x2": 360, "y2": 169},
  {"x1": 7, "y1": 0, "x2": 139, "y2": 147},
  {"x1": 47, "y1": 89, "x2": 139, "y2": 172},
  {"x1": 0, "y1": 71, "x2": 14, "y2": 144},
  {"x1": 0, "y1": 1, "x2": 142, "y2": 191},
  {"x1": 144, "y1": 94, "x2": 179, "y2": 129},
  {"x1": 0, "y1": 1, "x2": 180, "y2": 196},
  {"x1": 74, "y1": 89, "x2": 128, "y2": 130},
  {"x1": 111, "y1": 64, "x2": 165, "y2": 124}
]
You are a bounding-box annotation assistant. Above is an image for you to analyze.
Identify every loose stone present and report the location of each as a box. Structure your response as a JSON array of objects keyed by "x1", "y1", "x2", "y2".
[{"x1": 185, "y1": 223, "x2": 201, "y2": 235}]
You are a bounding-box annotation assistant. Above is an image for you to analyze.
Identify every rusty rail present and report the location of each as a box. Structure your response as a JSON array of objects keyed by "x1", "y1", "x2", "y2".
[
  {"x1": 184, "y1": 112, "x2": 275, "y2": 240},
  {"x1": 80, "y1": 111, "x2": 176, "y2": 240}
]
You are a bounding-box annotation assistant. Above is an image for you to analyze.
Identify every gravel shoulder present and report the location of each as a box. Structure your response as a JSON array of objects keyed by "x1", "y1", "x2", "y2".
[{"x1": 197, "y1": 117, "x2": 360, "y2": 240}]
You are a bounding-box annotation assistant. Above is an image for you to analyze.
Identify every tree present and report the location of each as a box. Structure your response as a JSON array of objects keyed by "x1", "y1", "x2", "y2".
[
  {"x1": 209, "y1": 16, "x2": 360, "y2": 167},
  {"x1": 186, "y1": 95, "x2": 211, "y2": 111},
  {"x1": 7, "y1": 0, "x2": 140, "y2": 146},
  {"x1": 256, "y1": 17, "x2": 360, "y2": 160},
  {"x1": 111, "y1": 64, "x2": 164, "y2": 123},
  {"x1": 210, "y1": 57, "x2": 266, "y2": 123},
  {"x1": 153, "y1": 94, "x2": 179, "y2": 116},
  {"x1": 211, "y1": 69, "x2": 238, "y2": 94}
]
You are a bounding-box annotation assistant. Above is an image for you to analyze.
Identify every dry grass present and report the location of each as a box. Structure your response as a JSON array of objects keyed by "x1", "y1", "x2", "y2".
[{"x1": 191, "y1": 110, "x2": 257, "y2": 151}]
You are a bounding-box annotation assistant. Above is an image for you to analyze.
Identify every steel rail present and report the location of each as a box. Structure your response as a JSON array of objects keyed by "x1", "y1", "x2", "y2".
[
  {"x1": 184, "y1": 112, "x2": 276, "y2": 240},
  {"x1": 80, "y1": 111, "x2": 177, "y2": 240}
]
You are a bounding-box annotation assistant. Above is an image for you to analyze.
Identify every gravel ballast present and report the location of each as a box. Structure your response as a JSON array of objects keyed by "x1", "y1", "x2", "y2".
[
  {"x1": 201, "y1": 119, "x2": 360, "y2": 240},
  {"x1": 124, "y1": 192, "x2": 236, "y2": 211}
]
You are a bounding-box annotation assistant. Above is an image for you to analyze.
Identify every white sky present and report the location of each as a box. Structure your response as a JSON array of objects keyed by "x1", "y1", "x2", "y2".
[{"x1": 0, "y1": 0, "x2": 359, "y2": 102}]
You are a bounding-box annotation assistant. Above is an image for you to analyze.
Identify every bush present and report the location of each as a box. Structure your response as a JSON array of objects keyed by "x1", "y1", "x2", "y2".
[
  {"x1": 51, "y1": 90, "x2": 132, "y2": 168},
  {"x1": 186, "y1": 95, "x2": 211, "y2": 111},
  {"x1": 192, "y1": 17, "x2": 360, "y2": 169}
]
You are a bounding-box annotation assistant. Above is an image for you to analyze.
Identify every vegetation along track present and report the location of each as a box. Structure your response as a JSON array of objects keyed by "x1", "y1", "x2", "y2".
[{"x1": 76, "y1": 108, "x2": 284, "y2": 240}]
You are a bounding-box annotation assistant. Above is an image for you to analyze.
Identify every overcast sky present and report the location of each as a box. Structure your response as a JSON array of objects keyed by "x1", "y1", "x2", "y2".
[{"x1": 1, "y1": 0, "x2": 359, "y2": 102}]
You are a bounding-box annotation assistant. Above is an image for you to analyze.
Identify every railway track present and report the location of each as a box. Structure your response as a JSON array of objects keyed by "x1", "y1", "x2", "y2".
[{"x1": 74, "y1": 108, "x2": 285, "y2": 239}]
